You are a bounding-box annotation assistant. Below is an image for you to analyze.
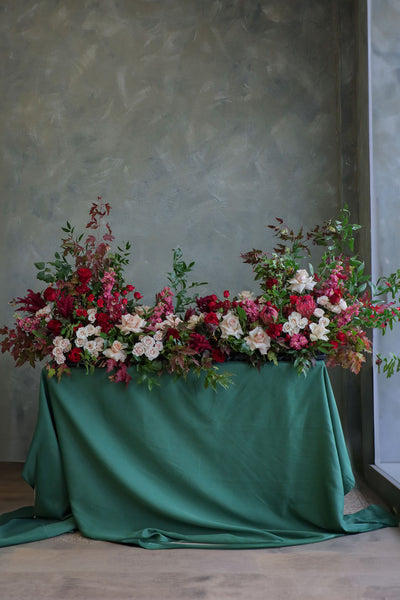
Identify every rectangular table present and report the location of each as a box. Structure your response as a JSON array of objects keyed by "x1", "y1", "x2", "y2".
[{"x1": 0, "y1": 361, "x2": 397, "y2": 548}]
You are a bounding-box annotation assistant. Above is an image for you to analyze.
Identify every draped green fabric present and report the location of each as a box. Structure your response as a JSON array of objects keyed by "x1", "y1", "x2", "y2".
[{"x1": 0, "y1": 362, "x2": 397, "y2": 548}]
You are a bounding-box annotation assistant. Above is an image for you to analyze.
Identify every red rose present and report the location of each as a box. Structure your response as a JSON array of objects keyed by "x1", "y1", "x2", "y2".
[
  {"x1": 76, "y1": 284, "x2": 90, "y2": 295},
  {"x1": 336, "y1": 331, "x2": 347, "y2": 344},
  {"x1": 212, "y1": 349, "x2": 226, "y2": 363},
  {"x1": 223, "y1": 290, "x2": 230, "y2": 298},
  {"x1": 77, "y1": 268, "x2": 92, "y2": 284},
  {"x1": 44, "y1": 287, "x2": 58, "y2": 302},
  {"x1": 76, "y1": 308, "x2": 88, "y2": 317},
  {"x1": 68, "y1": 348, "x2": 82, "y2": 363},
  {"x1": 204, "y1": 312, "x2": 219, "y2": 326},
  {"x1": 134, "y1": 291, "x2": 143, "y2": 300},
  {"x1": 97, "y1": 298, "x2": 104, "y2": 308},
  {"x1": 126, "y1": 285, "x2": 135, "y2": 292},
  {"x1": 47, "y1": 319, "x2": 62, "y2": 336},
  {"x1": 87, "y1": 294, "x2": 95, "y2": 302}
]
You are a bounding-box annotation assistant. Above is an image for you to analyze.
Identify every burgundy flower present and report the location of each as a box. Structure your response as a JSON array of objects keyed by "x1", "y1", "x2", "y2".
[
  {"x1": 204, "y1": 312, "x2": 219, "y2": 326},
  {"x1": 56, "y1": 294, "x2": 74, "y2": 318},
  {"x1": 166, "y1": 328, "x2": 180, "y2": 340},
  {"x1": 96, "y1": 312, "x2": 113, "y2": 333},
  {"x1": 15, "y1": 290, "x2": 46, "y2": 313},
  {"x1": 43, "y1": 287, "x2": 58, "y2": 302},
  {"x1": 212, "y1": 348, "x2": 226, "y2": 363},
  {"x1": 47, "y1": 319, "x2": 62, "y2": 336},
  {"x1": 68, "y1": 348, "x2": 82, "y2": 363},
  {"x1": 77, "y1": 268, "x2": 92, "y2": 284},
  {"x1": 295, "y1": 295, "x2": 316, "y2": 319},
  {"x1": 75, "y1": 284, "x2": 90, "y2": 295},
  {"x1": 189, "y1": 333, "x2": 212, "y2": 353}
]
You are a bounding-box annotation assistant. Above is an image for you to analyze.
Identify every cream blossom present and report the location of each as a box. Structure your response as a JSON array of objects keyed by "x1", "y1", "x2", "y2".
[
  {"x1": 186, "y1": 314, "x2": 203, "y2": 330},
  {"x1": 75, "y1": 327, "x2": 88, "y2": 341},
  {"x1": 53, "y1": 336, "x2": 71, "y2": 352},
  {"x1": 84, "y1": 324, "x2": 100, "y2": 337},
  {"x1": 329, "y1": 299, "x2": 348, "y2": 314},
  {"x1": 154, "y1": 330, "x2": 164, "y2": 341},
  {"x1": 237, "y1": 290, "x2": 255, "y2": 301},
  {"x1": 132, "y1": 342, "x2": 145, "y2": 357},
  {"x1": 87, "y1": 308, "x2": 97, "y2": 323},
  {"x1": 84, "y1": 339, "x2": 99, "y2": 357},
  {"x1": 141, "y1": 335, "x2": 155, "y2": 348},
  {"x1": 317, "y1": 295, "x2": 329, "y2": 306},
  {"x1": 282, "y1": 311, "x2": 308, "y2": 336},
  {"x1": 313, "y1": 307, "x2": 325, "y2": 318},
  {"x1": 219, "y1": 311, "x2": 243, "y2": 339},
  {"x1": 135, "y1": 305, "x2": 151, "y2": 316},
  {"x1": 145, "y1": 346, "x2": 160, "y2": 361},
  {"x1": 103, "y1": 340, "x2": 128, "y2": 362},
  {"x1": 117, "y1": 313, "x2": 146, "y2": 334},
  {"x1": 52, "y1": 346, "x2": 66, "y2": 364},
  {"x1": 309, "y1": 318, "x2": 330, "y2": 342},
  {"x1": 159, "y1": 314, "x2": 182, "y2": 330},
  {"x1": 245, "y1": 327, "x2": 271, "y2": 355},
  {"x1": 36, "y1": 304, "x2": 52, "y2": 318},
  {"x1": 288, "y1": 269, "x2": 316, "y2": 293},
  {"x1": 154, "y1": 341, "x2": 164, "y2": 351}
]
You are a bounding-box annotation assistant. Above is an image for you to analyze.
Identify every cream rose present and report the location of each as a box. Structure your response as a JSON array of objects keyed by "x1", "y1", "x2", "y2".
[
  {"x1": 219, "y1": 311, "x2": 243, "y2": 339},
  {"x1": 289, "y1": 269, "x2": 316, "y2": 293},
  {"x1": 245, "y1": 327, "x2": 271, "y2": 355},
  {"x1": 132, "y1": 342, "x2": 145, "y2": 357},
  {"x1": 282, "y1": 312, "x2": 308, "y2": 336},
  {"x1": 145, "y1": 346, "x2": 160, "y2": 361},
  {"x1": 103, "y1": 340, "x2": 128, "y2": 362},
  {"x1": 87, "y1": 308, "x2": 97, "y2": 323},
  {"x1": 309, "y1": 319, "x2": 330, "y2": 342},
  {"x1": 117, "y1": 313, "x2": 146, "y2": 334}
]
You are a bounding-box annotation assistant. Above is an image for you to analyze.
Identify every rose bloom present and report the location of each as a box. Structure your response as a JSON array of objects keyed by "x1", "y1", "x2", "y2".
[
  {"x1": 219, "y1": 311, "x2": 243, "y2": 339},
  {"x1": 186, "y1": 314, "x2": 202, "y2": 330},
  {"x1": 154, "y1": 330, "x2": 163, "y2": 341},
  {"x1": 103, "y1": 340, "x2": 128, "y2": 362},
  {"x1": 204, "y1": 312, "x2": 220, "y2": 326},
  {"x1": 52, "y1": 347, "x2": 66, "y2": 365},
  {"x1": 35, "y1": 304, "x2": 52, "y2": 318},
  {"x1": 87, "y1": 308, "x2": 97, "y2": 323},
  {"x1": 145, "y1": 346, "x2": 160, "y2": 361},
  {"x1": 68, "y1": 347, "x2": 82, "y2": 363},
  {"x1": 141, "y1": 335, "x2": 155, "y2": 348},
  {"x1": 212, "y1": 348, "x2": 226, "y2": 363},
  {"x1": 245, "y1": 327, "x2": 271, "y2": 355},
  {"x1": 117, "y1": 313, "x2": 146, "y2": 334},
  {"x1": 47, "y1": 319, "x2": 62, "y2": 336},
  {"x1": 132, "y1": 342, "x2": 145, "y2": 357},
  {"x1": 83, "y1": 339, "x2": 99, "y2": 357},
  {"x1": 44, "y1": 287, "x2": 58, "y2": 302},
  {"x1": 77, "y1": 268, "x2": 92, "y2": 284},
  {"x1": 53, "y1": 336, "x2": 72, "y2": 352},
  {"x1": 282, "y1": 312, "x2": 308, "y2": 336},
  {"x1": 309, "y1": 321, "x2": 330, "y2": 342},
  {"x1": 288, "y1": 269, "x2": 316, "y2": 293},
  {"x1": 237, "y1": 291, "x2": 255, "y2": 301},
  {"x1": 313, "y1": 307, "x2": 325, "y2": 318}
]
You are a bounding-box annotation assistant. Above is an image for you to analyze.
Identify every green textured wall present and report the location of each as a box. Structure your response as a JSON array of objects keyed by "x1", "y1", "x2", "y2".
[{"x1": 0, "y1": 1, "x2": 352, "y2": 460}]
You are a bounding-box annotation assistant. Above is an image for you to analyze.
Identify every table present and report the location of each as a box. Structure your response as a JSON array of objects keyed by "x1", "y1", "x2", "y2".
[{"x1": 0, "y1": 362, "x2": 397, "y2": 548}]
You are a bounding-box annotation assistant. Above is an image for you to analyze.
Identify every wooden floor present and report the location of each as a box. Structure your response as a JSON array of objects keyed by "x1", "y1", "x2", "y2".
[{"x1": 1, "y1": 462, "x2": 400, "y2": 600}]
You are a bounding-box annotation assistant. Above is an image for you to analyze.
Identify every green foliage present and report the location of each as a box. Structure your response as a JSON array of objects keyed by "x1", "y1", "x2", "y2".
[{"x1": 166, "y1": 248, "x2": 207, "y2": 315}]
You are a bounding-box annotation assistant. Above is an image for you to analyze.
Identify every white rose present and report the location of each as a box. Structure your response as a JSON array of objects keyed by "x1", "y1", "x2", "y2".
[
  {"x1": 75, "y1": 337, "x2": 86, "y2": 348},
  {"x1": 282, "y1": 312, "x2": 308, "y2": 336},
  {"x1": 132, "y1": 342, "x2": 145, "y2": 357},
  {"x1": 317, "y1": 295, "x2": 329, "y2": 306},
  {"x1": 313, "y1": 308, "x2": 325, "y2": 318},
  {"x1": 319, "y1": 316, "x2": 330, "y2": 328},
  {"x1": 84, "y1": 339, "x2": 98, "y2": 357},
  {"x1": 186, "y1": 314, "x2": 203, "y2": 330},
  {"x1": 155, "y1": 341, "x2": 164, "y2": 351},
  {"x1": 52, "y1": 347, "x2": 66, "y2": 364},
  {"x1": 245, "y1": 327, "x2": 271, "y2": 355},
  {"x1": 219, "y1": 311, "x2": 243, "y2": 339},
  {"x1": 94, "y1": 337, "x2": 104, "y2": 351},
  {"x1": 84, "y1": 324, "x2": 97, "y2": 337},
  {"x1": 141, "y1": 335, "x2": 155, "y2": 348},
  {"x1": 238, "y1": 291, "x2": 255, "y2": 301},
  {"x1": 145, "y1": 346, "x2": 160, "y2": 361},
  {"x1": 288, "y1": 269, "x2": 316, "y2": 293},
  {"x1": 309, "y1": 322, "x2": 330, "y2": 342},
  {"x1": 76, "y1": 327, "x2": 87, "y2": 340},
  {"x1": 103, "y1": 340, "x2": 128, "y2": 362},
  {"x1": 117, "y1": 313, "x2": 146, "y2": 334},
  {"x1": 160, "y1": 314, "x2": 182, "y2": 329},
  {"x1": 36, "y1": 304, "x2": 52, "y2": 318},
  {"x1": 154, "y1": 330, "x2": 164, "y2": 341},
  {"x1": 87, "y1": 308, "x2": 97, "y2": 323}
]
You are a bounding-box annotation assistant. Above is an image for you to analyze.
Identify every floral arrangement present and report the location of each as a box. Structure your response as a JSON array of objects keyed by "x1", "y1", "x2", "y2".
[{"x1": 1, "y1": 198, "x2": 400, "y2": 390}]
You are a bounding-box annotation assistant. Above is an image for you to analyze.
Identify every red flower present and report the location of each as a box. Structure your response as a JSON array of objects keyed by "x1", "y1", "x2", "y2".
[
  {"x1": 44, "y1": 287, "x2": 58, "y2": 302},
  {"x1": 96, "y1": 312, "x2": 113, "y2": 333},
  {"x1": 134, "y1": 291, "x2": 143, "y2": 300},
  {"x1": 77, "y1": 268, "x2": 92, "y2": 284},
  {"x1": 76, "y1": 308, "x2": 88, "y2": 317},
  {"x1": 266, "y1": 323, "x2": 283, "y2": 338},
  {"x1": 97, "y1": 298, "x2": 104, "y2": 308},
  {"x1": 265, "y1": 278, "x2": 278, "y2": 289},
  {"x1": 56, "y1": 294, "x2": 74, "y2": 318},
  {"x1": 212, "y1": 348, "x2": 226, "y2": 363},
  {"x1": 189, "y1": 333, "x2": 212, "y2": 353},
  {"x1": 75, "y1": 284, "x2": 90, "y2": 295},
  {"x1": 47, "y1": 319, "x2": 62, "y2": 336},
  {"x1": 223, "y1": 290, "x2": 230, "y2": 298},
  {"x1": 166, "y1": 328, "x2": 180, "y2": 340},
  {"x1": 204, "y1": 312, "x2": 219, "y2": 326},
  {"x1": 87, "y1": 294, "x2": 95, "y2": 302},
  {"x1": 68, "y1": 348, "x2": 82, "y2": 363},
  {"x1": 295, "y1": 295, "x2": 316, "y2": 319},
  {"x1": 336, "y1": 331, "x2": 347, "y2": 344},
  {"x1": 126, "y1": 285, "x2": 135, "y2": 292}
]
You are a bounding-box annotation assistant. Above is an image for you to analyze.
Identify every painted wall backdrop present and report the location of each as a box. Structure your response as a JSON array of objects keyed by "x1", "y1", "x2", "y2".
[{"x1": 0, "y1": 0, "x2": 345, "y2": 460}]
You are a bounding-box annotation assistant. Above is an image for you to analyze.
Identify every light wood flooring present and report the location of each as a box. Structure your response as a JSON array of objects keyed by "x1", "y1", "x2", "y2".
[{"x1": 1, "y1": 462, "x2": 399, "y2": 600}]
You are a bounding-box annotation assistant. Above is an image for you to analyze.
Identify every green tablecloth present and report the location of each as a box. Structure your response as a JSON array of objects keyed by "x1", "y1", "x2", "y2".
[{"x1": 0, "y1": 362, "x2": 397, "y2": 548}]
